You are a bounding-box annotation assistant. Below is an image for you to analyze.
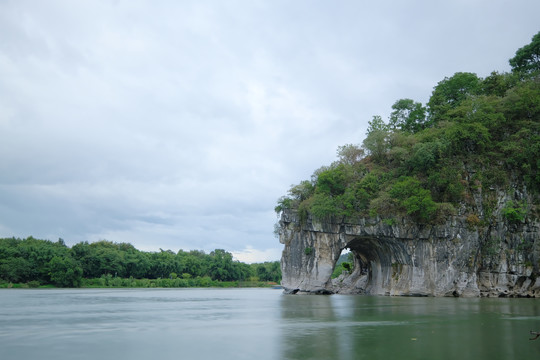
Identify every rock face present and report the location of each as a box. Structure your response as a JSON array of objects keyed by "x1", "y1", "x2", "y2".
[{"x1": 279, "y1": 207, "x2": 540, "y2": 297}]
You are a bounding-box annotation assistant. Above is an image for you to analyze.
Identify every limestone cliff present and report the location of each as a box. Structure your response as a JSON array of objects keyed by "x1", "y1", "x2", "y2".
[
  {"x1": 279, "y1": 196, "x2": 540, "y2": 297},
  {"x1": 276, "y1": 53, "x2": 540, "y2": 297}
]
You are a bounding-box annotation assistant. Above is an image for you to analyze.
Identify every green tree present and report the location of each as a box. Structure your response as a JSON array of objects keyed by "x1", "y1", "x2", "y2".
[
  {"x1": 0, "y1": 237, "x2": 281, "y2": 287},
  {"x1": 427, "y1": 165, "x2": 465, "y2": 203},
  {"x1": 0, "y1": 237, "x2": 70, "y2": 284},
  {"x1": 309, "y1": 192, "x2": 341, "y2": 220},
  {"x1": 336, "y1": 144, "x2": 364, "y2": 165},
  {"x1": 208, "y1": 249, "x2": 235, "y2": 281},
  {"x1": 481, "y1": 71, "x2": 517, "y2": 97},
  {"x1": 232, "y1": 261, "x2": 253, "y2": 281},
  {"x1": 427, "y1": 72, "x2": 481, "y2": 121},
  {"x1": 267, "y1": 261, "x2": 281, "y2": 282},
  {"x1": 123, "y1": 250, "x2": 150, "y2": 278},
  {"x1": 288, "y1": 180, "x2": 315, "y2": 204},
  {"x1": 180, "y1": 250, "x2": 209, "y2": 278},
  {"x1": 502, "y1": 201, "x2": 527, "y2": 223},
  {"x1": 253, "y1": 261, "x2": 281, "y2": 282},
  {"x1": 389, "y1": 177, "x2": 437, "y2": 222},
  {"x1": 509, "y1": 31, "x2": 540, "y2": 76},
  {"x1": 503, "y1": 78, "x2": 540, "y2": 122},
  {"x1": 148, "y1": 249, "x2": 182, "y2": 279},
  {"x1": 48, "y1": 256, "x2": 83, "y2": 287},
  {"x1": 256, "y1": 265, "x2": 268, "y2": 280},
  {"x1": 407, "y1": 141, "x2": 446, "y2": 173},
  {"x1": 316, "y1": 165, "x2": 348, "y2": 196},
  {"x1": 389, "y1": 98, "x2": 427, "y2": 133},
  {"x1": 0, "y1": 257, "x2": 33, "y2": 283},
  {"x1": 72, "y1": 240, "x2": 129, "y2": 278},
  {"x1": 444, "y1": 121, "x2": 490, "y2": 153},
  {"x1": 362, "y1": 115, "x2": 390, "y2": 162}
]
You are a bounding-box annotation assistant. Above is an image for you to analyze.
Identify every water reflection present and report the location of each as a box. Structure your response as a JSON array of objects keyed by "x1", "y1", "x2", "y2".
[
  {"x1": 279, "y1": 295, "x2": 540, "y2": 360},
  {"x1": 1, "y1": 289, "x2": 539, "y2": 360},
  {"x1": 279, "y1": 295, "x2": 339, "y2": 359}
]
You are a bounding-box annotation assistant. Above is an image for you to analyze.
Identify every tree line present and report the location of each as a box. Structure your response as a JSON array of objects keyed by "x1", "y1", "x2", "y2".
[
  {"x1": 0, "y1": 237, "x2": 281, "y2": 288},
  {"x1": 276, "y1": 31, "x2": 540, "y2": 227}
]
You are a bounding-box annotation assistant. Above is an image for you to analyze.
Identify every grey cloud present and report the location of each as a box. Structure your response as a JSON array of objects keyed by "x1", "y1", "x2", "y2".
[{"x1": 1, "y1": 0, "x2": 539, "y2": 261}]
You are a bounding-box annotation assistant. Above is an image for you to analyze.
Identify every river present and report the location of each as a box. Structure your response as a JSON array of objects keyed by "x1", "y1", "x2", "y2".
[{"x1": 0, "y1": 288, "x2": 539, "y2": 359}]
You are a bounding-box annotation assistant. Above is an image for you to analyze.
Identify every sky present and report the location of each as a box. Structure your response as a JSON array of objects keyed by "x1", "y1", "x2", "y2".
[{"x1": 0, "y1": 0, "x2": 539, "y2": 263}]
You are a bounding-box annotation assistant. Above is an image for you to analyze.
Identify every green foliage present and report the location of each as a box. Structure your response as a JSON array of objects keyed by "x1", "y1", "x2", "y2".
[
  {"x1": 428, "y1": 72, "x2": 482, "y2": 122},
  {"x1": 274, "y1": 196, "x2": 293, "y2": 214},
  {"x1": 48, "y1": 256, "x2": 83, "y2": 287},
  {"x1": 208, "y1": 249, "x2": 236, "y2": 281},
  {"x1": 289, "y1": 180, "x2": 315, "y2": 202},
  {"x1": 389, "y1": 98, "x2": 427, "y2": 133},
  {"x1": 359, "y1": 172, "x2": 381, "y2": 194},
  {"x1": 304, "y1": 247, "x2": 313, "y2": 256},
  {"x1": 0, "y1": 257, "x2": 33, "y2": 283},
  {"x1": 78, "y1": 275, "x2": 271, "y2": 289},
  {"x1": 382, "y1": 218, "x2": 396, "y2": 226},
  {"x1": 503, "y1": 78, "x2": 540, "y2": 122},
  {"x1": 427, "y1": 164, "x2": 464, "y2": 202},
  {"x1": 310, "y1": 193, "x2": 341, "y2": 221},
  {"x1": 502, "y1": 201, "x2": 527, "y2": 223},
  {"x1": 443, "y1": 121, "x2": 490, "y2": 153},
  {"x1": 332, "y1": 252, "x2": 354, "y2": 278},
  {"x1": 331, "y1": 262, "x2": 348, "y2": 278},
  {"x1": 481, "y1": 71, "x2": 518, "y2": 97},
  {"x1": 336, "y1": 144, "x2": 364, "y2": 165},
  {"x1": 316, "y1": 164, "x2": 348, "y2": 196},
  {"x1": 509, "y1": 31, "x2": 540, "y2": 76},
  {"x1": 0, "y1": 237, "x2": 70, "y2": 284},
  {"x1": 0, "y1": 237, "x2": 282, "y2": 287},
  {"x1": 389, "y1": 177, "x2": 437, "y2": 222},
  {"x1": 369, "y1": 192, "x2": 395, "y2": 218},
  {"x1": 27, "y1": 280, "x2": 41, "y2": 288},
  {"x1": 251, "y1": 261, "x2": 281, "y2": 282},
  {"x1": 274, "y1": 180, "x2": 315, "y2": 214},
  {"x1": 362, "y1": 115, "x2": 390, "y2": 162},
  {"x1": 408, "y1": 140, "x2": 446, "y2": 173}
]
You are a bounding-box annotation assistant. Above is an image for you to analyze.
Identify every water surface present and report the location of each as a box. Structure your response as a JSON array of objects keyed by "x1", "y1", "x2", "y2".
[{"x1": 1, "y1": 288, "x2": 539, "y2": 359}]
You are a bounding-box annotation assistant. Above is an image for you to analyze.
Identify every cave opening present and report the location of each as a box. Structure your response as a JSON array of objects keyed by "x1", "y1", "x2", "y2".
[{"x1": 332, "y1": 236, "x2": 412, "y2": 294}]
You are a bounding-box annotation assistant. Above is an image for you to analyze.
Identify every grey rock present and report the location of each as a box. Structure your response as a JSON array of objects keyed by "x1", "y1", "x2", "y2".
[{"x1": 278, "y1": 205, "x2": 540, "y2": 297}]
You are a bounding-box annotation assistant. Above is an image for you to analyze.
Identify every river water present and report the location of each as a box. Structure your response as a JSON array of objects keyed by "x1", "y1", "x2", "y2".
[{"x1": 0, "y1": 288, "x2": 539, "y2": 359}]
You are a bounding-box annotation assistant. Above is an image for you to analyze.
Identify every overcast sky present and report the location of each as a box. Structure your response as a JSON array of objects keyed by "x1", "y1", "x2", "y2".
[{"x1": 0, "y1": 0, "x2": 538, "y2": 262}]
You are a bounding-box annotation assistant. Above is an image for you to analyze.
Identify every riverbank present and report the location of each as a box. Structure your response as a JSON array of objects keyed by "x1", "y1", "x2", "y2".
[{"x1": 0, "y1": 277, "x2": 279, "y2": 289}]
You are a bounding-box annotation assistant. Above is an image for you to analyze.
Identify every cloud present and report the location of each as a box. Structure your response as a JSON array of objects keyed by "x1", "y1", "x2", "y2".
[
  {"x1": 1, "y1": 0, "x2": 539, "y2": 262},
  {"x1": 232, "y1": 247, "x2": 283, "y2": 264}
]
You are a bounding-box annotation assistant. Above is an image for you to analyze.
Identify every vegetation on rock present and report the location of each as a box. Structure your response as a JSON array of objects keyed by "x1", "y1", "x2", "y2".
[{"x1": 276, "y1": 32, "x2": 540, "y2": 225}]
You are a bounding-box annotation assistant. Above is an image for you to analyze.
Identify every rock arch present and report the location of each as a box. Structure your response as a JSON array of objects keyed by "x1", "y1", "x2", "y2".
[
  {"x1": 278, "y1": 210, "x2": 540, "y2": 297},
  {"x1": 338, "y1": 236, "x2": 415, "y2": 296}
]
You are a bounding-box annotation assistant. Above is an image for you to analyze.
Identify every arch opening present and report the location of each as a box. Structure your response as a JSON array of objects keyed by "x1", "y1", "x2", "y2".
[{"x1": 332, "y1": 236, "x2": 413, "y2": 295}]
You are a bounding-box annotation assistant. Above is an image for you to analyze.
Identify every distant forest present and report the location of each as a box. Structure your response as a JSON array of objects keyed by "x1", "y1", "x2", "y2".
[{"x1": 0, "y1": 237, "x2": 281, "y2": 288}]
